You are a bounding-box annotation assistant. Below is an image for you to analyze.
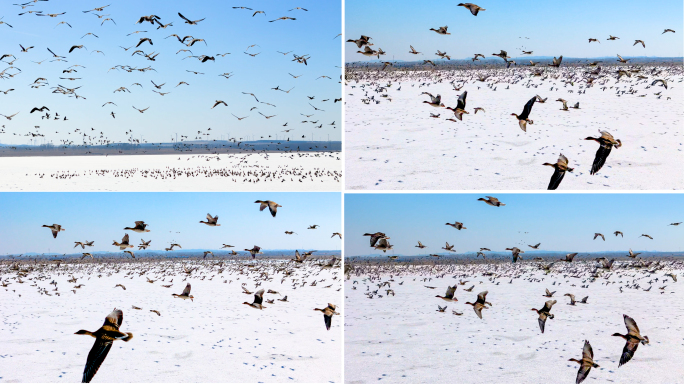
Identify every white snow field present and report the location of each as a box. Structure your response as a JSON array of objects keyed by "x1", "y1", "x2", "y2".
[
  {"x1": 345, "y1": 66, "x2": 683, "y2": 190},
  {"x1": 0, "y1": 258, "x2": 342, "y2": 382},
  {"x1": 0, "y1": 152, "x2": 341, "y2": 191},
  {"x1": 344, "y1": 260, "x2": 684, "y2": 383}
]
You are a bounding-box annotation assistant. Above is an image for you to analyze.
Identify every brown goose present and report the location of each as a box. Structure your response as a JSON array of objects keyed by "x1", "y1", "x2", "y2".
[
  {"x1": 42, "y1": 224, "x2": 65, "y2": 238},
  {"x1": 569, "y1": 340, "x2": 599, "y2": 384},
  {"x1": 478, "y1": 196, "x2": 505, "y2": 207},
  {"x1": 172, "y1": 283, "x2": 194, "y2": 301},
  {"x1": 506, "y1": 247, "x2": 524, "y2": 262},
  {"x1": 75, "y1": 309, "x2": 133, "y2": 383},
  {"x1": 543, "y1": 154, "x2": 573, "y2": 190},
  {"x1": 612, "y1": 314, "x2": 649, "y2": 367},
  {"x1": 531, "y1": 300, "x2": 556, "y2": 333},
  {"x1": 560, "y1": 253, "x2": 578, "y2": 262},
  {"x1": 112, "y1": 234, "x2": 134, "y2": 250},
  {"x1": 445, "y1": 222, "x2": 466, "y2": 230},
  {"x1": 511, "y1": 96, "x2": 536, "y2": 132},
  {"x1": 255, "y1": 200, "x2": 281, "y2": 217},
  {"x1": 314, "y1": 303, "x2": 339, "y2": 330},
  {"x1": 422, "y1": 92, "x2": 445, "y2": 107},
  {"x1": 429, "y1": 26, "x2": 450, "y2": 35},
  {"x1": 457, "y1": 3, "x2": 485, "y2": 16},
  {"x1": 243, "y1": 289, "x2": 265, "y2": 309},
  {"x1": 363, "y1": 232, "x2": 388, "y2": 247},
  {"x1": 593, "y1": 233, "x2": 605, "y2": 241},
  {"x1": 199, "y1": 213, "x2": 220, "y2": 226},
  {"x1": 585, "y1": 130, "x2": 622, "y2": 175},
  {"x1": 124, "y1": 221, "x2": 150, "y2": 233},
  {"x1": 442, "y1": 242, "x2": 456, "y2": 252},
  {"x1": 408, "y1": 45, "x2": 420, "y2": 55},
  {"x1": 464, "y1": 291, "x2": 490, "y2": 319},
  {"x1": 374, "y1": 238, "x2": 393, "y2": 253},
  {"x1": 244, "y1": 245, "x2": 262, "y2": 259},
  {"x1": 446, "y1": 91, "x2": 468, "y2": 120},
  {"x1": 435, "y1": 285, "x2": 457, "y2": 301}
]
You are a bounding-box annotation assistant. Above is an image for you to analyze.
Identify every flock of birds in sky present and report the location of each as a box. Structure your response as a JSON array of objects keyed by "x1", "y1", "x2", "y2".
[
  {"x1": 345, "y1": 2, "x2": 678, "y2": 190},
  {"x1": 0, "y1": 1, "x2": 341, "y2": 148}
]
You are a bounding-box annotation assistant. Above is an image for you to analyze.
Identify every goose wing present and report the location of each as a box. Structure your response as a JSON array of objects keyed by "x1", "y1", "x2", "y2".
[
  {"x1": 619, "y1": 338, "x2": 639, "y2": 367},
  {"x1": 456, "y1": 91, "x2": 467, "y2": 110},
  {"x1": 519, "y1": 96, "x2": 536, "y2": 120},
  {"x1": 547, "y1": 166, "x2": 565, "y2": 190},
  {"x1": 538, "y1": 313, "x2": 547, "y2": 333},
  {"x1": 121, "y1": 233, "x2": 130, "y2": 244},
  {"x1": 590, "y1": 143, "x2": 612, "y2": 175},
  {"x1": 182, "y1": 283, "x2": 191, "y2": 296},
  {"x1": 82, "y1": 339, "x2": 113, "y2": 383},
  {"x1": 324, "y1": 313, "x2": 332, "y2": 330},
  {"x1": 476, "y1": 290, "x2": 488, "y2": 304},
  {"x1": 445, "y1": 285, "x2": 456, "y2": 298},
  {"x1": 254, "y1": 289, "x2": 265, "y2": 305},
  {"x1": 267, "y1": 201, "x2": 278, "y2": 217},
  {"x1": 624, "y1": 314, "x2": 640, "y2": 335}
]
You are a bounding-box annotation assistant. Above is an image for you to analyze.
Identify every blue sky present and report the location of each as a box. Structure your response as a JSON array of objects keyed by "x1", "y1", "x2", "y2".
[
  {"x1": 0, "y1": 0, "x2": 341, "y2": 145},
  {"x1": 345, "y1": 0, "x2": 683, "y2": 62},
  {"x1": 0, "y1": 192, "x2": 341, "y2": 255},
  {"x1": 344, "y1": 193, "x2": 684, "y2": 256}
]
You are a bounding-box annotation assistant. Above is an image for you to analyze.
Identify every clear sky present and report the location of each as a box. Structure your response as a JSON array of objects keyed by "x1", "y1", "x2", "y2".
[
  {"x1": 0, "y1": 192, "x2": 341, "y2": 255},
  {"x1": 345, "y1": 0, "x2": 683, "y2": 62},
  {"x1": 0, "y1": 0, "x2": 341, "y2": 145},
  {"x1": 344, "y1": 193, "x2": 684, "y2": 256}
]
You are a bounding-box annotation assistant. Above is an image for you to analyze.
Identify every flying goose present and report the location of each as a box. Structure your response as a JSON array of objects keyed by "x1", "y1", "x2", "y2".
[
  {"x1": 314, "y1": 303, "x2": 339, "y2": 330},
  {"x1": 199, "y1": 213, "x2": 220, "y2": 226},
  {"x1": 531, "y1": 300, "x2": 556, "y2": 333},
  {"x1": 124, "y1": 221, "x2": 150, "y2": 233},
  {"x1": 465, "y1": 291, "x2": 490, "y2": 319},
  {"x1": 446, "y1": 91, "x2": 468, "y2": 120},
  {"x1": 457, "y1": 3, "x2": 485, "y2": 16},
  {"x1": 593, "y1": 233, "x2": 605, "y2": 241},
  {"x1": 445, "y1": 222, "x2": 466, "y2": 230},
  {"x1": 178, "y1": 12, "x2": 205, "y2": 25},
  {"x1": 255, "y1": 200, "x2": 281, "y2": 217},
  {"x1": 478, "y1": 196, "x2": 505, "y2": 206},
  {"x1": 543, "y1": 154, "x2": 573, "y2": 190},
  {"x1": 569, "y1": 340, "x2": 599, "y2": 384},
  {"x1": 364, "y1": 232, "x2": 388, "y2": 247},
  {"x1": 172, "y1": 283, "x2": 194, "y2": 301},
  {"x1": 42, "y1": 224, "x2": 65, "y2": 238},
  {"x1": 585, "y1": 130, "x2": 621, "y2": 175},
  {"x1": 511, "y1": 96, "x2": 536, "y2": 131},
  {"x1": 612, "y1": 314, "x2": 649, "y2": 367},
  {"x1": 429, "y1": 26, "x2": 450, "y2": 35},
  {"x1": 243, "y1": 289, "x2": 265, "y2": 309},
  {"x1": 75, "y1": 309, "x2": 133, "y2": 383},
  {"x1": 436, "y1": 285, "x2": 457, "y2": 301},
  {"x1": 112, "y1": 234, "x2": 133, "y2": 250}
]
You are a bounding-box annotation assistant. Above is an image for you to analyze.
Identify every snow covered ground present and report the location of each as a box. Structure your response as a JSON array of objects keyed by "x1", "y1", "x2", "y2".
[
  {"x1": 0, "y1": 152, "x2": 341, "y2": 191},
  {"x1": 0, "y1": 259, "x2": 342, "y2": 383},
  {"x1": 344, "y1": 261, "x2": 684, "y2": 383},
  {"x1": 345, "y1": 68, "x2": 683, "y2": 190}
]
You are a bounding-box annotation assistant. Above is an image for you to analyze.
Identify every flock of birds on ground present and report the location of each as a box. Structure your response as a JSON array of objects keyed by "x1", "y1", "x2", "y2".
[
  {"x1": 345, "y1": 2, "x2": 680, "y2": 190},
  {"x1": 27, "y1": 152, "x2": 341, "y2": 185},
  {"x1": 0, "y1": 1, "x2": 340, "y2": 152}
]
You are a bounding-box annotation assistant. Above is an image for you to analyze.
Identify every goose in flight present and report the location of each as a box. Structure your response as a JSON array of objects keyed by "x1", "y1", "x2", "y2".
[
  {"x1": 211, "y1": 100, "x2": 227, "y2": 108},
  {"x1": 584, "y1": 130, "x2": 621, "y2": 175},
  {"x1": 429, "y1": 26, "x2": 450, "y2": 35},
  {"x1": 607, "y1": 35, "x2": 619, "y2": 40},
  {"x1": 478, "y1": 196, "x2": 505, "y2": 206},
  {"x1": 633, "y1": 40, "x2": 645, "y2": 48},
  {"x1": 132, "y1": 106, "x2": 149, "y2": 113},
  {"x1": 75, "y1": 309, "x2": 133, "y2": 383},
  {"x1": 138, "y1": 239, "x2": 151, "y2": 250},
  {"x1": 124, "y1": 221, "x2": 150, "y2": 233},
  {"x1": 616, "y1": 54, "x2": 630, "y2": 63},
  {"x1": 531, "y1": 300, "x2": 556, "y2": 333},
  {"x1": 269, "y1": 16, "x2": 296, "y2": 22},
  {"x1": 543, "y1": 154, "x2": 573, "y2": 190},
  {"x1": 593, "y1": 233, "x2": 605, "y2": 241},
  {"x1": 612, "y1": 314, "x2": 649, "y2": 367},
  {"x1": 172, "y1": 283, "x2": 194, "y2": 301},
  {"x1": 640, "y1": 234, "x2": 653, "y2": 239},
  {"x1": 243, "y1": 289, "x2": 265, "y2": 309},
  {"x1": 123, "y1": 250, "x2": 135, "y2": 258},
  {"x1": 416, "y1": 241, "x2": 427, "y2": 249},
  {"x1": 409, "y1": 45, "x2": 420, "y2": 55},
  {"x1": 651, "y1": 79, "x2": 667, "y2": 89},
  {"x1": 314, "y1": 304, "x2": 339, "y2": 330},
  {"x1": 442, "y1": 242, "x2": 455, "y2": 252},
  {"x1": 178, "y1": 12, "x2": 205, "y2": 25},
  {"x1": 446, "y1": 91, "x2": 468, "y2": 120},
  {"x1": 374, "y1": 238, "x2": 393, "y2": 253},
  {"x1": 200, "y1": 213, "x2": 220, "y2": 226},
  {"x1": 548, "y1": 55, "x2": 563, "y2": 67},
  {"x1": 511, "y1": 96, "x2": 536, "y2": 132},
  {"x1": 245, "y1": 245, "x2": 261, "y2": 259},
  {"x1": 42, "y1": 224, "x2": 65, "y2": 238},
  {"x1": 82, "y1": 253, "x2": 94, "y2": 260},
  {"x1": 331, "y1": 232, "x2": 342, "y2": 239},
  {"x1": 614, "y1": 231, "x2": 623, "y2": 237},
  {"x1": 627, "y1": 249, "x2": 641, "y2": 258},
  {"x1": 422, "y1": 92, "x2": 444, "y2": 107},
  {"x1": 465, "y1": 291, "x2": 490, "y2": 319},
  {"x1": 663, "y1": 29, "x2": 675, "y2": 34},
  {"x1": 445, "y1": 222, "x2": 466, "y2": 230},
  {"x1": 506, "y1": 247, "x2": 524, "y2": 262},
  {"x1": 255, "y1": 200, "x2": 281, "y2": 217},
  {"x1": 560, "y1": 253, "x2": 578, "y2": 262},
  {"x1": 529, "y1": 243, "x2": 541, "y2": 249},
  {"x1": 435, "y1": 285, "x2": 457, "y2": 301},
  {"x1": 569, "y1": 340, "x2": 599, "y2": 384},
  {"x1": 588, "y1": 38, "x2": 600, "y2": 43},
  {"x1": 364, "y1": 232, "x2": 388, "y2": 247},
  {"x1": 458, "y1": 3, "x2": 485, "y2": 16},
  {"x1": 30, "y1": 106, "x2": 49, "y2": 113},
  {"x1": 358, "y1": 46, "x2": 377, "y2": 57},
  {"x1": 113, "y1": 234, "x2": 134, "y2": 250}
]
